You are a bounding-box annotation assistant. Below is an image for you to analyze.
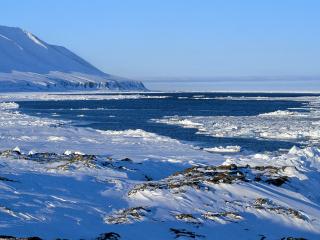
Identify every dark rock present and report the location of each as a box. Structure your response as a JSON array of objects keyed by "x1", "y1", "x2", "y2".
[
  {"x1": 0, "y1": 236, "x2": 42, "y2": 240},
  {"x1": 175, "y1": 213, "x2": 201, "y2": 225},
  {"x1": 129, "y1": 164, "x2": 290, "y2": 196},
  {"x1": 202, "y1": 211, "x2": 243, "y2": 222},
  {"x1": 96, "y1": 232, "x2": 121, "y2": 240},
  {"x1": 0, "y1": 150, "x2": 25, "y2": 159},
  {"x1": 0, "y1": 176, "x2": 17, "y2": 182},
  {"x1": 259, "y1": 235, "x2": 266, "y2": 240},
  {"x1": 169, "y1": 228, "x2": 204, "y2": 239},
  {"x1": 120, "y1": 158, "x2": 132, "y2": 162},
  {"x1": 0, "y1": 236, "x2": 16, "y2": 240},
  {"x1": 105, "y1": 206, "x2": 151, "y2": 224},
  {"x1": 265, "y1": 176, "x2": 288, "y2": 186},
  {"x1": 144, "y1": 175, "x2": 153, "y2": 181},
  {"x1": 251, "y1": 198, "x2": 308, "y2": 221}
]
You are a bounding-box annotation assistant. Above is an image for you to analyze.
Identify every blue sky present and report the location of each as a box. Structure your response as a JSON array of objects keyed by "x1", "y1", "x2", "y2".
[{"x1": 1, "y1": 0, "x2": 320, "y2": 83}]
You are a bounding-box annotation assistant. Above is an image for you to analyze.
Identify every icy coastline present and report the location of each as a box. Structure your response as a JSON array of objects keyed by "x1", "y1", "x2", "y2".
[{"x1": 0, "y1": 93, "x2": 319, "y2": 239}]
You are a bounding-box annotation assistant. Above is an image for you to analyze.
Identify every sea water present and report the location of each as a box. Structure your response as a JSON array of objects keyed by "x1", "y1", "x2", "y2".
[{"x1": 17, "y1": 92, "x2": 316, "y2": 153}]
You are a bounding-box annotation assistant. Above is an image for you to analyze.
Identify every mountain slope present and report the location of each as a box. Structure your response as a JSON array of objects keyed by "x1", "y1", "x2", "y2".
[{"x1": 0, "y1": 25, "x2": 146, "y2": 91}]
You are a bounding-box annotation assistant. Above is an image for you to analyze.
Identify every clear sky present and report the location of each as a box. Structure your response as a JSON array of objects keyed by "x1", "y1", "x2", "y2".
[{"x1": 1, "y1": 0, "x2": 320, "y2": 87}]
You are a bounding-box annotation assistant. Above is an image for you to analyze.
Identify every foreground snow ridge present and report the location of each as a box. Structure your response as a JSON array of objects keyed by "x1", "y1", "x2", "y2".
[
  {"x1": 0, "y1": 96, "x2": 320, "y2": 239},
  {"x1": 0, "y1": 25, "x2": 146, "y2": 92}
]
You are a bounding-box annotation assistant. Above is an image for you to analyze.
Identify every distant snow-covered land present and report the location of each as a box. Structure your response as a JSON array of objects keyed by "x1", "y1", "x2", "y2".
[
  {"x1": 0, "y1": 25, "x2": 146, "y2": 91},
  {"x1": 0, "y1": 93, "x2": 320, "y2": 239}
]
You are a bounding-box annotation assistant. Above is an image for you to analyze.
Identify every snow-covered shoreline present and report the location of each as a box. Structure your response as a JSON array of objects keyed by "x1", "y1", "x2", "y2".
[
  {"x1": 0, "y1": 93, "x2": 320, "y2": 239},
  {"x1": 0, "y1": 92, "x2": 169, "y2": 102}
]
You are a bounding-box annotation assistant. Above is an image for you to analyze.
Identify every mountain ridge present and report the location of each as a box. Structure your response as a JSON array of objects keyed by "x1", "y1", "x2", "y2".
[{"x1": 0, "y1": 25, "x2": 147, "y2": 91}]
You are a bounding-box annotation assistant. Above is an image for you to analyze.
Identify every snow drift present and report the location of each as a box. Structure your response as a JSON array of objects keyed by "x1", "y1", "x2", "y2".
[{"x1": 0, "y1": 25, "x2": 147, "y2": 91}]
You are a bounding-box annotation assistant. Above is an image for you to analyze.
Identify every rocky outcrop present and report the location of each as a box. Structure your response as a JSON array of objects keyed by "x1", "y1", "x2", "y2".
[
  {"x1": 105, "y1": 207, "x2": 151, "y2": 224},
  {"x1": 128, "y1": 164, "x2": 290, "y2": 196}
]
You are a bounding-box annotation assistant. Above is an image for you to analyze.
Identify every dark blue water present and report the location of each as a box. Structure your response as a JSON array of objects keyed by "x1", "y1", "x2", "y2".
[{"x1": 17, "y1": 92, "x2": 314, "y2": 152}]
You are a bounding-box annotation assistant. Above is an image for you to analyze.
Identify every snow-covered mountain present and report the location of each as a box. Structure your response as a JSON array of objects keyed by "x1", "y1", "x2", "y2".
[{"x1": 0, "y1": 25, "x2": 146, "y2": 91}]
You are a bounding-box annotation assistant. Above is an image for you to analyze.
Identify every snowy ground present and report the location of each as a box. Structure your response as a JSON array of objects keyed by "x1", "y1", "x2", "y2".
[{"x1": 0, "y1": 93, "x2": 319, "y2": 239}]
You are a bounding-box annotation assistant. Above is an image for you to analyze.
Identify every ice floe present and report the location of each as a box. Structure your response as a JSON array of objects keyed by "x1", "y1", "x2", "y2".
[
  {"x1": 155, "y1": 97, "x2": 320, "y2": 145},
  {"x1": 203, "y1": 146, "x2": 241, "y2": 153},
  {"x1": 0, "y1": 102, "x2": 19, "y2": 110}
]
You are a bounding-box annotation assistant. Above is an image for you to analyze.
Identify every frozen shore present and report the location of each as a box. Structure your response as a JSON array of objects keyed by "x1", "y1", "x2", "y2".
[{"x1": 0, "y1": 93, "x2": 319, "y2": 239}]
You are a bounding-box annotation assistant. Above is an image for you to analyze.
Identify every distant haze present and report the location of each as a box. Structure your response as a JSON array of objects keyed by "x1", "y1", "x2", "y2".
[
  {"x1": 1, "y1": 0, "x2": 320, "y2": 91},
  {"x1": 143, "y1": 77, "x2": 320, "y2": 92}
]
